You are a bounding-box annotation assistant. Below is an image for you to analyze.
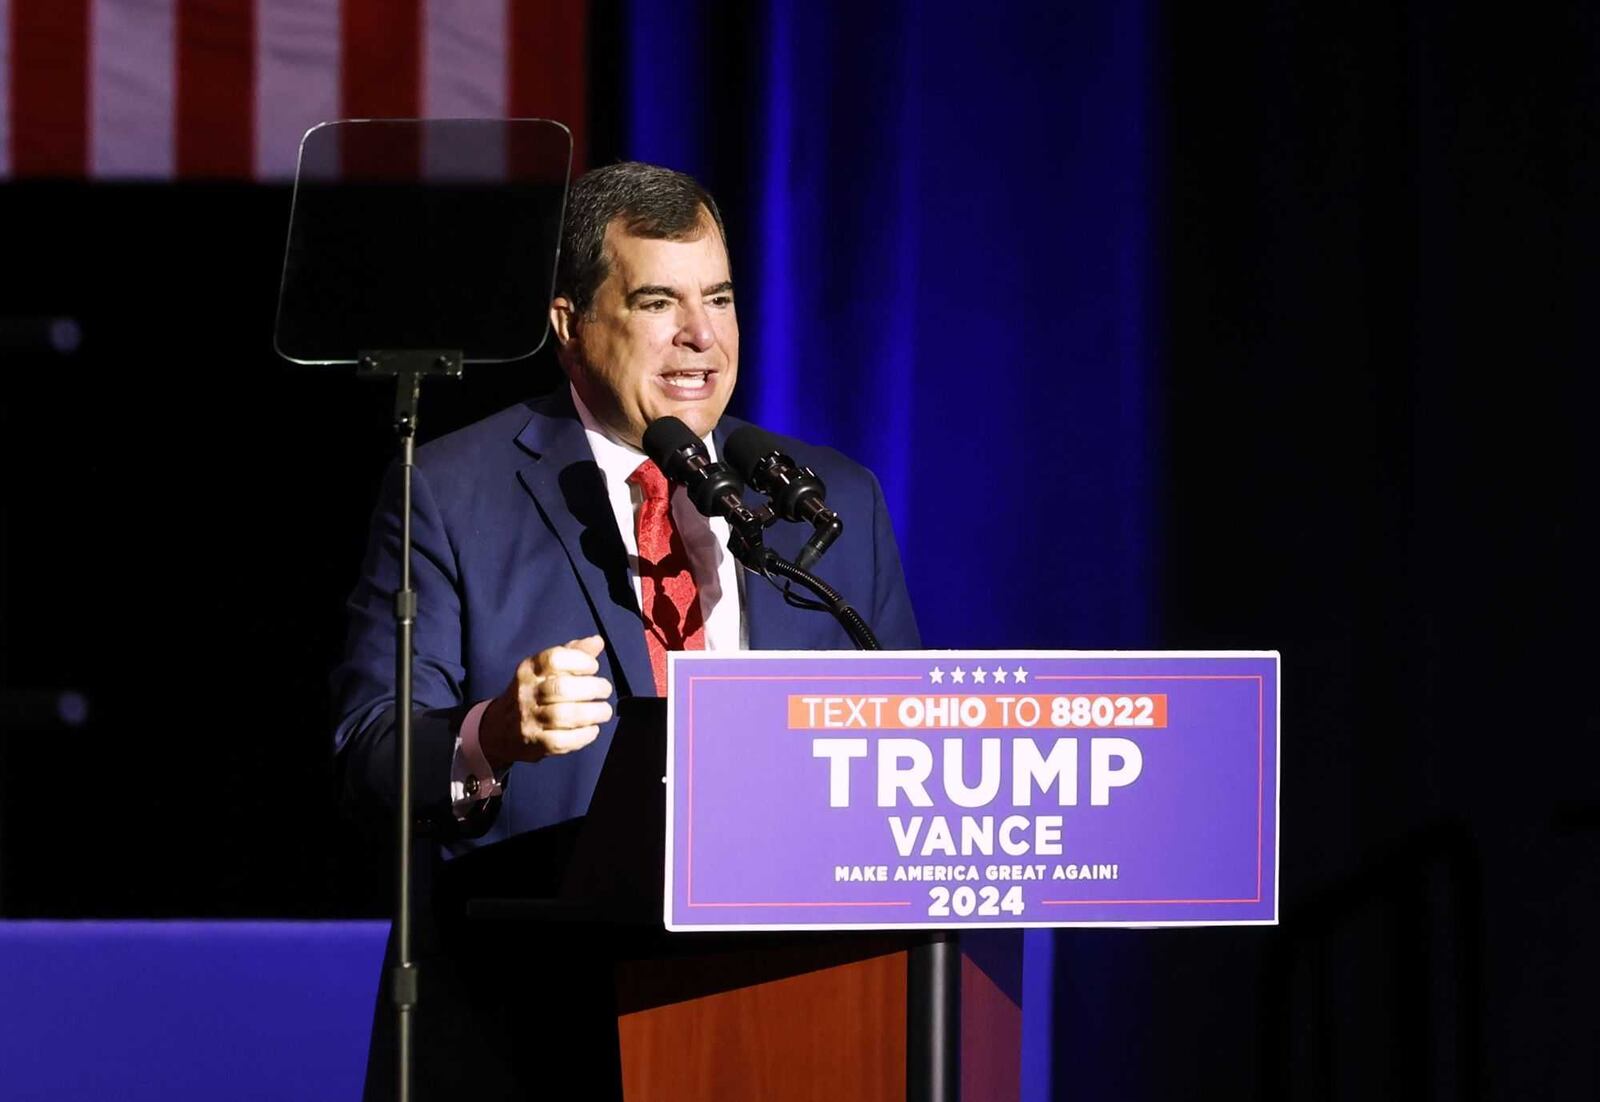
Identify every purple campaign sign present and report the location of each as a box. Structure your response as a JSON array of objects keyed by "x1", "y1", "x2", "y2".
[{"x1": 665, "y1": 651, "x2": 1279, "y2": 931}]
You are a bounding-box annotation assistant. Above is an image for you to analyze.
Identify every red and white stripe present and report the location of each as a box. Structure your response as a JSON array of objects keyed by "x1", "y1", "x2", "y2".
[
  {"x1": 256, "y1": 0, "x2": 340, "y2": 179},
  {"x1": 423, "y1": 0, "x2": 505, "y2": 178},
  {"x1": 92, "y1": 0, "x2": 174, "y2": 177},
  {"x1": 0, "y1": 0, "x2": 586, "y2": 180}
]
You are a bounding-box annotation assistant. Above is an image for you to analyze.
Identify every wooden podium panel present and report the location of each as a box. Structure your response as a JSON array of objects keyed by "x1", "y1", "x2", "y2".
[
  {"x1": 617, "y1": 945, "x2": 908, "y2": 1102},
  {"x1": 611, "y1": 933, "x2": 1022, "y2": 1102}
]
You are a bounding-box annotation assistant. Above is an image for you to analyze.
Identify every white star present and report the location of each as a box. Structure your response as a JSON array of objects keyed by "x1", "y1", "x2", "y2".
[
  {"x1": 992, "y1": 667, "x2": 1008, "y2": 684},
  {"x1": 972, "y1": 667, "x2": 988, "y2": 684},
  {"x1": 929, "y1": 666, "x2": 945, "y2": 684},
  {"x1": 1013, "y1": 667, "x2": 1029, "y2": 684},
  {"x1": 950, "y1": 666, "x2": 966, "y2": 684}
]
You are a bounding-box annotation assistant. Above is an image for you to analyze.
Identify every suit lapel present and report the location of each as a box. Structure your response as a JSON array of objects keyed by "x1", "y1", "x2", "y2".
[
  {"x1": 514, "y1": 394, "x2": 654, "y2": 698},
  {"x1": 512, "y1": 406, "x2": 816, "y2": 675}
]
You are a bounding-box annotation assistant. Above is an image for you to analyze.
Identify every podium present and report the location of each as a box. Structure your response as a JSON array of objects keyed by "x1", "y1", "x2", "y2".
[{"x1": 433, "y1": 699, "x2": 1023, "y2": 1102}]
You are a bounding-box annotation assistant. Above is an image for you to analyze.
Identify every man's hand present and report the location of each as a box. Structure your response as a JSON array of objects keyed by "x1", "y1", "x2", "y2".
[{"x1": 478, "y1": 636, "x2": 613, "y2": 770}]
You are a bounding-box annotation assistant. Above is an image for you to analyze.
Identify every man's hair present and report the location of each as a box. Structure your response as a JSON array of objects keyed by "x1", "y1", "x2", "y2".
[{"x1": 555, "y1": 162, "x2": 727, "y2": 316}]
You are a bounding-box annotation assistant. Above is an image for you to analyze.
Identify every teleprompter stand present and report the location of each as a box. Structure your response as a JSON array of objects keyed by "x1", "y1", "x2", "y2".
[{"x1": 272, "y1": 116, "x2": 573, "y2": 1102}]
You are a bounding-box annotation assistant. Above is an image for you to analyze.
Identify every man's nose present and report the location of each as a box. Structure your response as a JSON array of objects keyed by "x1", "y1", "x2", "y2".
[{"x1": 675, "y1": 302, "x2": 716, "y2": 352}]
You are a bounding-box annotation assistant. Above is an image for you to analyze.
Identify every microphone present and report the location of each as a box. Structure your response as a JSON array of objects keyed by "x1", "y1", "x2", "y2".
[
  {"x1": 641, "y1": 418, "x2": 769, "y2": 561},
  {"x1": 724, "y1": 424, "x2": 843, "y2": 571}
]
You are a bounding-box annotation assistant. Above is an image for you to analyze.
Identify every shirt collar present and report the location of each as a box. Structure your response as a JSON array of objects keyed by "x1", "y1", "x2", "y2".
[{"x1": 569, "y1": 383, "x2": 720, "y2": 487}]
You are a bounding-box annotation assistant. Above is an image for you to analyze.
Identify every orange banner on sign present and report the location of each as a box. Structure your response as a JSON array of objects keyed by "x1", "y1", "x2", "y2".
[{"x1": 785, "y1": 694, "x2": 1168, "y2": 731}]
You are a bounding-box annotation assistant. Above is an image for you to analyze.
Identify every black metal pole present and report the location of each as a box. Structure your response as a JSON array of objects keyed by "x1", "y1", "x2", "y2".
[
  {"x1": 907, "y1": 931, "x2": 962, "y2": 1102},
  {"x1": 392, "y1": 376, "x2": 420, "y2": 1102},
  {"x1": 361, "y1": 351, "x2": 459, "y2": 1102}
]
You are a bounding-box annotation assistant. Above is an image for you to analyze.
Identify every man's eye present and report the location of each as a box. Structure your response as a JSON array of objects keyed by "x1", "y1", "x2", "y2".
[
  {"x1": 708, "y1": 294, "x2": 734, "y2": 308},
  {"x1": 639, "y1": 299, "x2": 672, "y2": 311}
]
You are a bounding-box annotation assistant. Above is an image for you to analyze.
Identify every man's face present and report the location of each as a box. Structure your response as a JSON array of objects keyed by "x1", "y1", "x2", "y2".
[{"x1": 552, "y1": 213, "x2": 738, "y2": 447}]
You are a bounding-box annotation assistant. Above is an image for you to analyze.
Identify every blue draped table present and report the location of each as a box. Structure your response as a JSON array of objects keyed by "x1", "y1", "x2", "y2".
[{"x1": 0, "y1": 920, "x2": 388, "y2": 1101}]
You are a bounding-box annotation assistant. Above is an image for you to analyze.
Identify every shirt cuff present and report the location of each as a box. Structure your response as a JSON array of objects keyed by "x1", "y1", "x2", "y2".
[{"x1": 450, "y1": 700, "x2": 503, "y2": 819}]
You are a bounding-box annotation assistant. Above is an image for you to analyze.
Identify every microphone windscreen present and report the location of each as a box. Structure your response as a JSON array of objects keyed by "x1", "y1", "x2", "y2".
[
  {"x1": 724, "y1": 424, "x2": 786, "y2": 481},
  {"x1": 642, "y1": 416, "x2": 703, "y2": 480}
]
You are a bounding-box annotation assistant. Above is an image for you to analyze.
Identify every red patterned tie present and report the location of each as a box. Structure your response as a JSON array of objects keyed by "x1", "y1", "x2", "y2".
[{"x1": 628, "y1": 459, "x2": 707, "y2": 694}]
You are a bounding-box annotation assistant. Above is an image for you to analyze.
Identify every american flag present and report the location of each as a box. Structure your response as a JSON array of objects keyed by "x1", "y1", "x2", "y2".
[{"x1": 0, "y1": 0, "x2": 587, "y2": 180}]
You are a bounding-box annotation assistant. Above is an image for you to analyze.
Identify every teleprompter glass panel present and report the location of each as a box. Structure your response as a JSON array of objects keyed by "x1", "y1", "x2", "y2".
[{"x1": 274, "y1": 119, "x2": 572, "y2": 365}]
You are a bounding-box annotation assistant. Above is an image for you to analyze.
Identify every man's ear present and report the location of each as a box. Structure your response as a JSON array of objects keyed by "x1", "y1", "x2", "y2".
[{"x1": 549, "y1": 296, "x2": 578, "y2": 348}]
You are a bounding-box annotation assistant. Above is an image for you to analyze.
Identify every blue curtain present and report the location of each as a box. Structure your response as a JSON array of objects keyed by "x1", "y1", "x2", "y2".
[{"x1": 625, "y1": 2, "x2": 1157, "y2": 1094}]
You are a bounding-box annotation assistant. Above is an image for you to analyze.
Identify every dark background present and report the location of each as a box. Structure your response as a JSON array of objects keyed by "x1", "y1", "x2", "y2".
[{"x1": 2, "y1": 1, "x2": 1596, "y2": 1099}]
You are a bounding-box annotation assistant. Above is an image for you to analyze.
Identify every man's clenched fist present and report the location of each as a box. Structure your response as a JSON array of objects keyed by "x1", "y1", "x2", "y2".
[{"x1": 479, "y1": 635, "x2": 614, "y2": 770}]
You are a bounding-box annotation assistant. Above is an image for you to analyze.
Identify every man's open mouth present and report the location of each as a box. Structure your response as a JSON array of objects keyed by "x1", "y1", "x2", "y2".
[{"x1": 659, "y1": 370, "x2": 713, "y2": 394}]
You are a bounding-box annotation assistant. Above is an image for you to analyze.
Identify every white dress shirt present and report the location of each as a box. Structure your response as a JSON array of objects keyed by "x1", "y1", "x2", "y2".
[{"x1": 449, "y1": 387, "x2": 745, "y2": 813}]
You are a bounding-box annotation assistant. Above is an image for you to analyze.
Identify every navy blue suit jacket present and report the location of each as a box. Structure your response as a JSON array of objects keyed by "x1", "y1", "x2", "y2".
[{"x1": 332, "y1": 387, "x2": 920, "y2": 851}]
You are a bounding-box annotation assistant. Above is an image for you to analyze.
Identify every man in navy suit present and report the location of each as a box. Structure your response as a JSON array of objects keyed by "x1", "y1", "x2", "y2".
[{"x1": 335, "y1": 163, "x2": 919, "y2": 1097}]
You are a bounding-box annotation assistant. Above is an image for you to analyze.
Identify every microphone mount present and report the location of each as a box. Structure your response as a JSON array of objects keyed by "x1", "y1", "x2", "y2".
[{"x1": 724, "y1": 426, "x2": 844, "y2": 571}]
